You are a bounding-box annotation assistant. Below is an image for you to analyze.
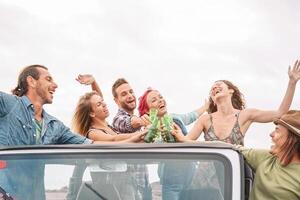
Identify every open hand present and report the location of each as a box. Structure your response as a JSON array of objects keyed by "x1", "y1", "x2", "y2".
[
  {"x1": 76, "y1": 74, "x2": 95, "y2": 85},
  {"x1": 288, "y1": 60, "x2": 300, "y2": 83}
]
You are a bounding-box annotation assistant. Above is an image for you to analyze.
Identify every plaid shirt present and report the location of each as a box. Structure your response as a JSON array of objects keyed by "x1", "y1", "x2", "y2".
[
  {"x1": 112, "y1": 108, "x2": 149, "y2": 198},
  {"x1": 112, "y1": 109, "x2": 140, "y2": 133}
]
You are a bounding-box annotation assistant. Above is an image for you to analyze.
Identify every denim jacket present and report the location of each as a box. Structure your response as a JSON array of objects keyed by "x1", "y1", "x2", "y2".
[
  {"x1": 0, "y1": 92, "x2": 92, "y2": 200},
  {"x1": 0, "y1": 92, "x2": 91, "y2": 146}
]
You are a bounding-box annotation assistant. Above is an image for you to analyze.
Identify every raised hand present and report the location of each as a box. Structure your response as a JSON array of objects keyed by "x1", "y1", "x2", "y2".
[
  {"x1": 76, "y1": 74, "x2": 95, "y2": 85},
  {"x1": 288, "y1": 60, "x2": 300, "y2": 83},
  {"x1": 76, "y1": 74, "x2": 103, "y2": 97},
  {"x1": 195, "y1": 99, "x2": 210, "y2": 116}
]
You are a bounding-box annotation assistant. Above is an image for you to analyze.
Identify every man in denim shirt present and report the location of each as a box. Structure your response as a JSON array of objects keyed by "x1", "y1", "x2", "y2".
[
  {"x1": 0, "y1": 65, "x2": 93, "y2": 146},
  {"x1": 0, "y1": 65, "x2": 104, "y2": 200}
]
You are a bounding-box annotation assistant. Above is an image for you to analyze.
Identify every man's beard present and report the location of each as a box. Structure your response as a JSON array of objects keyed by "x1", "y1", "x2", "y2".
[
  {"x1": 120, "y1": 101, "x2": 135, "y2": 112},
  {"x1": 36, "y1": 85, "x2": 52, "y2": 104}
]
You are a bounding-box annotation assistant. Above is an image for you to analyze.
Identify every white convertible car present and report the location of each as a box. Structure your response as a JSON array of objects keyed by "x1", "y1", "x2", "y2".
[{"x1": 0, "y1": 143, "x2": 254, "y2": 200}]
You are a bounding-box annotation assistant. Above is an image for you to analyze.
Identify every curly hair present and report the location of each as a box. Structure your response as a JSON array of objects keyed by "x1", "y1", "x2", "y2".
[{"x1": 208, "y1": 80, "x2": 246, "y2": 113}]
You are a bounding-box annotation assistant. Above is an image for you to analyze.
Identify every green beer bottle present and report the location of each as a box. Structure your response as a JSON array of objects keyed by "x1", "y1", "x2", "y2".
[
  {"x1": 161, "y1": 114, "x2": 176, "y2": 143},
  {"x1": 144, "y1": 109, "x2": 160, "y2": 143}
]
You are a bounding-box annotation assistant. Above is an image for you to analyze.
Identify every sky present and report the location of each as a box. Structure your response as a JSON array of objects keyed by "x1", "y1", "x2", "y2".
[{"x1": 1, "y1": 0, "x2": 300, "y2": 151}]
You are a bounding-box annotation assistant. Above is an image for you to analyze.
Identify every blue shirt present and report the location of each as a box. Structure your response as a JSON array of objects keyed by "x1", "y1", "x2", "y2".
[
  {"x1": 0, "y1": 92, "x2": 91, "y2": 146},
  {"x1": 0, "y1": 92, "x2": 92, "y2": 200},
  {"x1": 171, "y1": 111, "x2": 199, "y2": 135}
]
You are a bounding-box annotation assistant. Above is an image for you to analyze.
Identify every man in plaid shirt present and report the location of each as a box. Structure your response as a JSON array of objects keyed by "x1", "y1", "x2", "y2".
[
  {"x1": 112, "y1": 78, "x2": 152, "y2": 200},
  {"x1": 112, "y1": 78, "x2": 149, "y2": 133}
]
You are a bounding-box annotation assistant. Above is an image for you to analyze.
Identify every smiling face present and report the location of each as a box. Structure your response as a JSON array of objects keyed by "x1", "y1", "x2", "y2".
[
  {"x1": 89, "y1": 94, "x2": 110, "y2": 120},
  {"x1": 146, "y1": 90, "x2": 167, "y2": 117},
  {"x1": 207, "y1": 80, "x2": 246, "y2": 113},
  {"x1": 209, "y1": 81, "x2": 233, "y2": 103},
  {"x1": 269, "y1": 124, "x2": 289, "y2": 157},
  {"x1": 114, "y1": 83, "x2": 136, "y2": 113},
  {"x1": 34, "y1": 67, "x2": 58, "y2": 104}
]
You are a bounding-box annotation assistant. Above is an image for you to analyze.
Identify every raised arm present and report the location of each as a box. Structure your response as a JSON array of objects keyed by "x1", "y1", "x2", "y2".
[
  {"x1": 195, "y1": 99, "x2": 209, "y2": 117},
  {"x1": 245, "y1": 60, "x2": 300, "y2": 123},
  {"x1": 171, "y1": 100, "x2": 208, "y2": 126},
  {"x1": 76, "y1": 74, "x2": 103, "y2": 97}
]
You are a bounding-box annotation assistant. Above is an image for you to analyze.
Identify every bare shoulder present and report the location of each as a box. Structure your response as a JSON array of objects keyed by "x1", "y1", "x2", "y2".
[
  {"x1": 198, "y1": 113, "x2": 210, "y2": 122},
  {"x1": 196, "y1": 113, "x2": 211, "y2": 128},
  {"x1": 187, "y1": 113, "x2": 210, "y2": 139}
]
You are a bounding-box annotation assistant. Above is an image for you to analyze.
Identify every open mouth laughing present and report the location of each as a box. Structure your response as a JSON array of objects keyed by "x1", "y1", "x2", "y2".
[{"x1": 211, "y1": 88, "x2": 222, "y2": 96}]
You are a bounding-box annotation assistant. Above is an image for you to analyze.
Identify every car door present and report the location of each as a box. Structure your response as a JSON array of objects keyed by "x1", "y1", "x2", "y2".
[{"x1": 0, "y1": 143, "x2": 244, "y2": 200}]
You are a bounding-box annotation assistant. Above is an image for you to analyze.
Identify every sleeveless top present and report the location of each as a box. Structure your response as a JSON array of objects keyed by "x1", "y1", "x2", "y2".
[
  {"x1": 204, "y1": 112, "x2": 244, "y2": 145},
  {"x1": 85, "y1": 124, "x2": 118, "y2": 138}
]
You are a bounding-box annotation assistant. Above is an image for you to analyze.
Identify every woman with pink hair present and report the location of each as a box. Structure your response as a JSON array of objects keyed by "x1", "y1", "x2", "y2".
[{"x1": 138, "y1": 88, "x2": 208, "y2": 200}]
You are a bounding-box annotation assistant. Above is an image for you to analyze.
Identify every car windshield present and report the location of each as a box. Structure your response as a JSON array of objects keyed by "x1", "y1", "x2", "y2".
[{"x1": 0, "y1": 152, "x2": 232, "y2": 200}]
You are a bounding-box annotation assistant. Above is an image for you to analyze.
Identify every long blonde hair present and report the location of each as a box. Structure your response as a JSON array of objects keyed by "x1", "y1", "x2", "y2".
[{"x1": 72, "y1": 91, "x2": 97, "y2": 136}]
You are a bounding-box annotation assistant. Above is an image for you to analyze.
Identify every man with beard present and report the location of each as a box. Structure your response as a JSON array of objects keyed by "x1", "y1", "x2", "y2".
[
  {"x1": 0, "y1": 65, "x2": 111, "y2": 200},
  {"x1": 111, "y1": 78, "x2": 152, "y2": 200},
  {"x1": 112, "y1": 78, "x2": 150, "y2": 133},
  {"x1": 0, "y1": 65, "x2": 94, "y2": 146}
]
